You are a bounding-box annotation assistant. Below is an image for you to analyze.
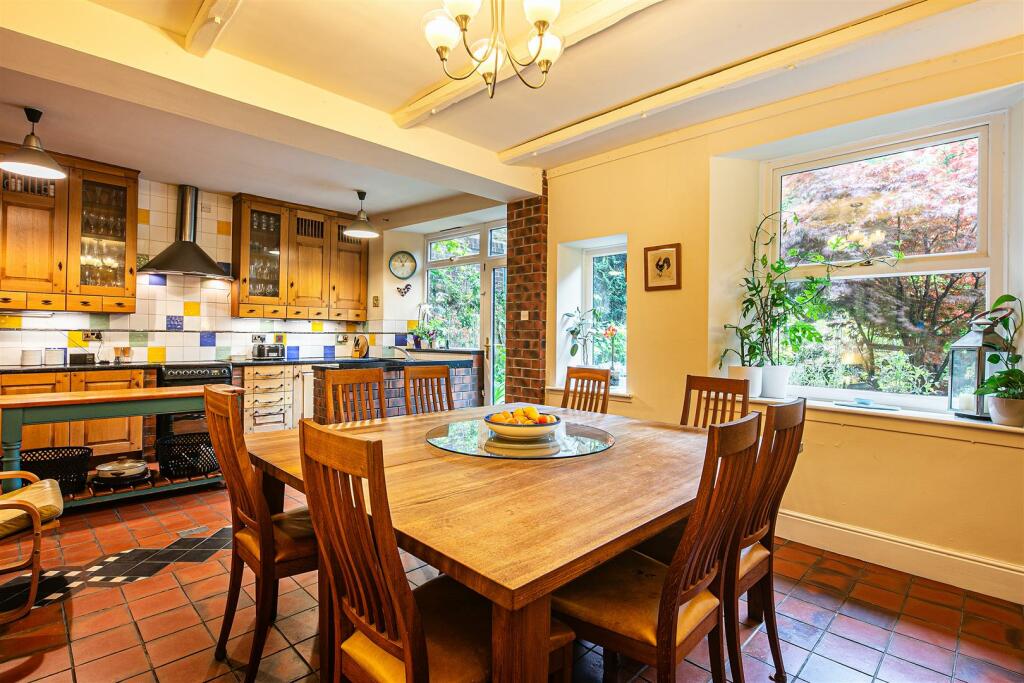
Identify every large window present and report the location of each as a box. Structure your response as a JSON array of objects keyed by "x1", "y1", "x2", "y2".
[
  {"x1": 584, "y1": 246, "x2": 628, "y2": 391},
  {"x1": 768, "y1": 119, "x2": 1003, "y2": 408}
]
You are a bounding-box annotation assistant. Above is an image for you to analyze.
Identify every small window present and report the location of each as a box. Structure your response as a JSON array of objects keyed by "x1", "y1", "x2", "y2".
[
  {"x1": 428, "y1": 234, "x2": 480, "y2": 262},
  {"x1": 489, "y1": 227, "x2": 507, "y2": 257},
  {"x1": 584, "y1": 248, "x2": 627, "y2": 391}
]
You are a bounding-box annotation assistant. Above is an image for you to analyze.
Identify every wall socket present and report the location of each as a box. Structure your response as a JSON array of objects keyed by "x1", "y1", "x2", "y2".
[
  {"x1": 252, "y1": 334, "x2": 266, "y2": 343},
  {"x1": 82, "y1": 331, "x2": 103, "y2": 341},
  {"x1": 520, "y1": 311, "x2": 529, "y2": 321},
  {"x1": 372, "y1": 295, "x2": 380, "y2": 308},
  {"x1": 337, "y1": 334, "x2": 350, "y2": 344}
]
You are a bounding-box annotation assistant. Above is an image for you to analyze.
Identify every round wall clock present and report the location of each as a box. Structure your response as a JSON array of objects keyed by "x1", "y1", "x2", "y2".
[{"x1": 388, "y1": 250, "x2": 418, "y2": 280}]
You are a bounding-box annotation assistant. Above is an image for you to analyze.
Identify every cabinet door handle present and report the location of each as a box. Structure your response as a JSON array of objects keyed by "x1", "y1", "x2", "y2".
[
  {"x1": 129, "y1": 266, "x2": 134, "y2": 276},
  {"x1": 242, "y1": 277, "x2": 247, "y2": 285},
  {"x1": 332, "y1": 285, "x2": 336, "y2": 291},
  {"x1": 57, "y1": 261, "x2": 63, "y2": 272},
  {"x1": 290, "y1": 281, "x2": 295, "y2": 288}
]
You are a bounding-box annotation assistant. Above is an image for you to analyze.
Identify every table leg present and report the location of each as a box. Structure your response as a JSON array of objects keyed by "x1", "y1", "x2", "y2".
[
  {"x1": 1, "y1": 408, "x2": 24, "y2": 493},
  {"x1": 261, "y1": 472, "x2": 285, "y2": 515},
  {"x1": 492, "y1": 595, "x2": 551, "y2": 683}
]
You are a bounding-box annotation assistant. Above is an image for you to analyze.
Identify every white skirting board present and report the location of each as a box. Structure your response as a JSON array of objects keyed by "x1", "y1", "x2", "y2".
[{"x1": 776, "y1": 509, "x2": 1024, "y2": 604}]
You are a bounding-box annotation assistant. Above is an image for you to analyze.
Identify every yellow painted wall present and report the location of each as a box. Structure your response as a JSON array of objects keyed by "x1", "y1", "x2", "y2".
[{"x1": 545, "y1": 38, "x2": 1024, "y2": 599}]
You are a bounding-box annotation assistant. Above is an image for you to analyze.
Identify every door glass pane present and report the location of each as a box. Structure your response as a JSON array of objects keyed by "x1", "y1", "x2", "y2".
[
  {"x1": 591, "y1": 252, "x2": 627, "y2": 390},
  {"x1": 79, "y1": 180, "x2": 127, "y2": 288},
  {"x1": 492, "y1": 266, "x2": 507, "y2": 404},
  {"x1": 427, "y1": 264, "x2": 481, "y2": 349},
  {"x1": 489, "y1": 227, "x2": 507, "y2": 257},
  {"x1": 429, "y1": 234, "x2": 480, "y2": 262},
  {"x1": 248, "y1": 210, "x2": 282, "y2": 298}
]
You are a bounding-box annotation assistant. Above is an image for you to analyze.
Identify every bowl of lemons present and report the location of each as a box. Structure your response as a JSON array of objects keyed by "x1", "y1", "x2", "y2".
[{"x1": 484, "y1": 406, "x2": 560, "y2": 440}]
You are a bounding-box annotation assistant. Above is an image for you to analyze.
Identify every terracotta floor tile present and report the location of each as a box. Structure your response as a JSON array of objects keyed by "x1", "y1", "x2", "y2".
[
  {"x1": 0, "y1": 622, "x2": 69, "y2": 662},
  {"x1": 962, "y1": 614, "x2": 1024, "y2": 651},
  {"x1": 223, "y1": 625, "x2": 290, "y2": 668},
  {"x1": 29, "y1": 670, "x2": 75, "y2": 683},
  {"x1": 0, "y1": 603, "x2": 64, "y2": 638},
  {"x1": 893, "y1": 614, "x2": 958, "y2": 651},
  {"x1": 790, "y1": 582, "x2": 846, "y2": 611},
  {"x1": 903, "y1": 597, "x2": 962, "y2": 631},
  {"x1": 193, "y1": 590, "x2": 255, "y2": 622},
  {"x1": 248, "y1": 646, "x2": 312, "y2": 683},
  {"x1": 70, "y1": 623, "x2": 140, "y2": 664},
  {"x1": 121, "y1": 670, "x2": 157, "y2": 683},
  {"x1": 67, "y1": 587, "x2": 125, "y2": 617},
  {"x1": 965, "y1": 597, "x2": 1024, "y2": 630},
  {"x1": 798, "y1": 653, "x2": 873, "y2": 683},
  {"x1": 765, "y1": 614, "x2": 824, "y2": 651},
  {"x1": 812, "y1": 632, "x2": 882, "y2": 675},
  {"x1": 887, "y1": 632, "x2": 954, "y2": 675},
  {"x1": 910, "y1": 583, "x2": 966, "y2": 610},
  {"x1": 860, "y1": 568, "x2": 912, "y2": 595},
  {"x1": 850, "y1": 582, "x2": 906, "y2": 612},
  {"x1": 876, "y1": 653, "x2": 953, "y2": 683},
  {"x1": 839, "y1": 598, "x2": 899, "y2": 630},
  {"x1": 778, "y1": 596, "x2": 835, "y2": 630},
  {"x1": 121, "y1": 573, "x2": 178, "y2": 603},
  {"x1": 153, "y1": 646, "x2": 233, "y2": 683},
  {"x1": 275, "y1": 607, "x2": 319, "y2": 645},
  {"x1": 275, "y1": 587, "x2": 317, "y2": 618},
  {"x1": 827, "y1": 614, "x2": 892, "y2": 651},
  {"x1": 0, "y1": 645, "x2": 71, "y2": 682},
  {"x1": 145, "y1": 622, "x2": 215, "y2": 668},
  {"x1": 173, "y1": 560, "x2": 226, "y2": 586},
  {"x1": 72, "y1": 645, "x2": 151, "y2": 683},
  {"x1": 128, "y1": 586, "x2": 189, "y2": 621},
  {"x1": 803, "y1": 568, "x2": 856, "y2": 595},
  {"x1": 206, "y1": 604, "x2": 258, "y2": 642},
  {"x1": 183, "y1": 573, "x2": 232, "y2": 602},
  {"x1": 742, "y1": 630, "x2": 810, "y2": 674},
  {"x1": 136, "y1": 604, "x2": 202, "y2": 641},
  {"x1": 815, "y1": 557, "x2": 862, "y2": 577},
  {"x1": 69, "y1": 604, "x2": 133, "y2": 640},
  {"x1": 958, "y1": 634, "x2": 1024, "y2": 675},
  {"x1": 954, "y1": 654, "x2": 1024, "y2": 683}
]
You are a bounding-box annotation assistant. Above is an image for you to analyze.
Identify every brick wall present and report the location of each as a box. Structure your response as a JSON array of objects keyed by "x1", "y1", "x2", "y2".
[{"x1": 505, "y1": 172, "x2": 548, "y2": 404}]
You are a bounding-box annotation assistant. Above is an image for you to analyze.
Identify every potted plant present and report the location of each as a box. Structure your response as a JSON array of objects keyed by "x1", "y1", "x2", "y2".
[
  {"x1": 975, "y1": 294, "x2": 1024, "y2": 427},
  {"x1": 562, "y1": 307, "x2": 603, "y2": 365},
  {"x1": 410, "y1": 319, "x2": 444, "y2": 349},
  {"x1": 603, "y1": 323, "x2": 621, "y2": 386}
]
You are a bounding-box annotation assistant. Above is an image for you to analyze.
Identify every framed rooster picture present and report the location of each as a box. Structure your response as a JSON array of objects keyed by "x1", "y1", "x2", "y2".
[{"x1": 643, "y1": 243, "x2": 681, "y2": 291}]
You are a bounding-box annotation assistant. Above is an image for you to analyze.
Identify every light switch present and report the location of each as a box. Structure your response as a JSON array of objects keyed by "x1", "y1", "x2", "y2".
[{"x1": 520, "y1": 311, "x2": 529, "y2": 321}]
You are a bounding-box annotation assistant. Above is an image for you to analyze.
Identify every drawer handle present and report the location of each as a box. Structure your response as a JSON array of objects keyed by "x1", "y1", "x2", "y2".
[
  {"x1": 79, "y1": 300, "x2": 91, "y2": 307},
  {"x1": 41, "y1": 299, "x2": 52, "y2": 305},
  {"x1": 247, "y1": 309, "x2": 257, "y2": 314},
  {"x1": 0, "y1": 298, "x2": 11, "y2": 304},
  {"x1": 115, "y1": 302, "x2": 125, "y2": 307}
]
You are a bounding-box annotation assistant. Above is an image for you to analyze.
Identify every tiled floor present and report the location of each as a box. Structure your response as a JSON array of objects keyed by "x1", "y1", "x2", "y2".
[{"x1": 0, "y1": 486, "x2": 1021, "y2": 683}]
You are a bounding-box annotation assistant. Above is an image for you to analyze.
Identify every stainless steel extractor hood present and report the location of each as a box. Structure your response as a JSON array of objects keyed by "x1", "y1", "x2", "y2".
[{"x1": 138, "y1": 185, "x2": 232, "y2": 280}]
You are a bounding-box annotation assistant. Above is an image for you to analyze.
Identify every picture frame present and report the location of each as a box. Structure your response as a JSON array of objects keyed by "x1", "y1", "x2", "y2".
[{"x1": 643, "y1": 243, "x2": 681, "y2": 291}]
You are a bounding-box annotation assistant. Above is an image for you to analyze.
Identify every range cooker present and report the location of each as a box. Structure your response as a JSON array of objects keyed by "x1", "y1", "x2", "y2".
[{"x1": 156, "y1": 361, "x2": 233, "y2": 438}]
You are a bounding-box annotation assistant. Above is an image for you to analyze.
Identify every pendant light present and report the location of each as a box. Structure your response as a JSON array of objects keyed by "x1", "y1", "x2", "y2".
[
  {"x1": 0, "y1": 108, "x2": 66, "y2": 180},
  {"x1": 344, "y1": 190, "x2": 381, "y2": 239}
]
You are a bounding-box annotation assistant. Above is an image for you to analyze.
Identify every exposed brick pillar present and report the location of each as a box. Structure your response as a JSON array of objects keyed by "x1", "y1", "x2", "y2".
[{"x1": 505, "y1": 172, "x2": 547, "y2": 404}]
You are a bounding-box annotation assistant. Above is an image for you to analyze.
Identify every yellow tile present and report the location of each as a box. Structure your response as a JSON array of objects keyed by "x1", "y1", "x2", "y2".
[
  {"x1": 407, "y1": 319, "x2": 418, "y2": 331},
  {"x1": 183, "y1": 301, "x2": 201, "y2": 317},
  {"x1": 274, "y1": 333, "x2": 286, "y2": 344},
  {"x1": 138, "y1": 208, "x2": 151, "y2": 225},
  {"x1": 368, "y1": 334, "x2": 376, "y2": 346},
  {"x1": 147, "y1": 347, "x2": 166, "y2": 363},
  {"x1": 67, "y1": 330, "x2": 84, "y2": 346},
  {"x1": 311, "y1": 321, "x2": 323, "y2": 332},
  {"x1": 0, "y1": 315, "x2": 21, "y2": 329},
  {"x1": 217, "y1": 220, "x2": 232, "y2": 235}
]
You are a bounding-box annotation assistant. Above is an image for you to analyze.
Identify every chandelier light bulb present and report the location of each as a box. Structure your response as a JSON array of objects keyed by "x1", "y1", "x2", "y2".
[
  {"x1": 472, "y1": 38, "x2": 506, "y2": 77},
  {"x1": 528, "y1": 30, "x2": 563, "y2": 69},
  {"x1": 423, "y1": 9, "x2": 461, "y2": 53},
  {"x1": 523, "y1": 0, "x2": 560, "y2": 28},
  {"x1": 443, "y1": 0, "x2": 482, "y2": 21}
]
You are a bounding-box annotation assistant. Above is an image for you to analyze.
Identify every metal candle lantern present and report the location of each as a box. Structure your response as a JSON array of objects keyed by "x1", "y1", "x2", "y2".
[{"x1": 949, "y1": 307, "x2": 1014, "y2": 419}]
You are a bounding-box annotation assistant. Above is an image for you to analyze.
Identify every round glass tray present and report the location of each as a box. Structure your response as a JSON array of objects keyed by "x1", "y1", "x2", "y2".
[{"x1": 425, "y1": 418, "x2": 615, "y2": 460}]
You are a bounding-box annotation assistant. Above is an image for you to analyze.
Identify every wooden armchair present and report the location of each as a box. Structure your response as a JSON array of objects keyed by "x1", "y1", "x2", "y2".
[
  {"x1": 404, "y1": 364, "x2": 455, "y2": 415},
  {"x1": 324, "y1": 367, "x2": 388, "y2": 423},
  {"x1": 561, "y1": 366, "x2": 611, "y2": 414},
  {"x1": 680, "y1": 374, "x2": 750, "y2": 428},
  {"x1": 0, "y1": 470, "x2": 63, "y2": 625}
]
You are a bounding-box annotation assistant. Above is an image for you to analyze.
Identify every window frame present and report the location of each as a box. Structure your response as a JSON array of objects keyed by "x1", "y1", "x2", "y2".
[
  {"x1": 583, "y1": 243, "x2": 628, "y2": 390},
  {"x1": 760, "y1": 113, "x2": 1007, "y2": 411}
]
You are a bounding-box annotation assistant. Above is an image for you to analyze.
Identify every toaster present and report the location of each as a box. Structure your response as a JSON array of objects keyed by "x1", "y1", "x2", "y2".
[{"x1": 252, "y1": 343, "x2": 285, "y2": 359}]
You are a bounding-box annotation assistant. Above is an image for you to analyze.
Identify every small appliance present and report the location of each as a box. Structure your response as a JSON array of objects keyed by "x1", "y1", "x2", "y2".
[
  {"x1": 44, "y1": 348, "x2": 66, "y2": 366},
  {"x1": 69, "y1": 352, "x2": 95, "y2": 365},
  {"x1": 252, "y1": 343, "x2": 285, "y2": 359},
  {"x1": 20, "y1": 349, "x2": 42, "y2": 366},
  {"x1": 92, "y1": 456, "x2": 150, "y2": 487}
]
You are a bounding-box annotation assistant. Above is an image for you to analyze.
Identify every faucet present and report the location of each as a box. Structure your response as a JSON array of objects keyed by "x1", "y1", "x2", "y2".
[{"x1": 390, "y1": 346, "x2": 415, "y2": 360}]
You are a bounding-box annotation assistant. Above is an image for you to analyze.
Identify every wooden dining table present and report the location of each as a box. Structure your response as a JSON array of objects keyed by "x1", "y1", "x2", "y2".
[{"x1": 245, "y1": 403, "x2": 710, "y2": 682}]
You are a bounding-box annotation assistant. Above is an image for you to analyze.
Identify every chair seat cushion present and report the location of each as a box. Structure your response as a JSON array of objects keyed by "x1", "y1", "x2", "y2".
[
  {"x1": 341, "y1": 575, "x2": 575, "y2": 683},
  {"x1": 553, "y1": 550, "x2": 719, "y2": 648},
  {"x1": 739, "y1": 542, "x2": 770, "y2": 578},
  {"x1": 0, "y1": 479, "x2": 63, "y2": 539},
  {"x1": 234, "y1": 507, "x2": 317, "y2": 563}
]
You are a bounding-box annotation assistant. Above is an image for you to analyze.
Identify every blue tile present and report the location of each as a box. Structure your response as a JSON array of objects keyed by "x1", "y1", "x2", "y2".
[
  {"x1": 200, "y1": 331, "x2": 216, "y2": 347},
  {"x1": 217, "y1": 262, "x2": 232, "y2": 277},
  {"x1": 286, "y1": 345, "x2": 299, "y2": 360},
  {"x1": 394, "y1": 333, "x2": 408, "y2": 347},
  {"x1": 323, "y1": 346, "x2": 335, "y2": 360},
  {"x1": 148, "y1": 274, "x2": 167, "y2": 286},
  {"x1": 166, "y1": 315, "x2": 184, "y2": 331}
]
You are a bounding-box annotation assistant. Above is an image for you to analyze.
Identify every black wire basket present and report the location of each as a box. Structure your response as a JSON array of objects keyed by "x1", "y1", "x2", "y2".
[
  {"x1": 20, "y1": 446, "x2": 92, "y2": 494},
  {"x1": 155, "y1": 433, "x2": 219, "y2": 479}
]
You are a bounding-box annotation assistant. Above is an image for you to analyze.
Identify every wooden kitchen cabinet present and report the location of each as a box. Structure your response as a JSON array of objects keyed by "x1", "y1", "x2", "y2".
[
  {"x1": 287, "y1": 210, "x2": 330, "y2": 312},
  {"x1": 0, "y1": 167, "x2": 68, "y2": 296},
  {"x1": 69, "y1": 370, "x2": 144, "y2": 457},
  {"x1": 242, "y1": 365, "x2": 292, "y2": 432},
  {"x1": 232, "y1": 196, "x2": 290, "y2": 313},
  {"x1": 0, "y1": 372, "x2": 71, "y2": 450},
  {"x1": 328, "y1": 217, "x2": 368, "y2": 320},
  {"x1": 67, "y1": 168, "x2": 138, "y2": 303}
]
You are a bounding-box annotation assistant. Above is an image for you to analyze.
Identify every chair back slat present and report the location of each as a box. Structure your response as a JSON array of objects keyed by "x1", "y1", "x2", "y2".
[
  {"x1": 739, "y1": 399, "x2": 806, "y2": 547},
  {"x1": 204, "y1": 385, "x2": 271, "y2": 536},
  {"x1": 561, "y1": 366, "x2": 611, "y2": 414},
  {"x1": 299, "y1": 419, "x2": 429, "y2": 680},
  {"x1": 404, "y1": 365, "x2": 454, "y2": 415},
  {"x1": 680, "y1": 375, "x2": 750, "y2": 427},
  {"x1": 657, "y1": 412, "x2": 760, "y2": 646},
  {"x1": 325, "y1": 368, "x2": 387, "y2": 423}
]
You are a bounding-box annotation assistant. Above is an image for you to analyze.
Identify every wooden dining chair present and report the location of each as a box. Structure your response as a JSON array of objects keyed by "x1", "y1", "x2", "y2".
[
  {"x1": 205, "y1": 385, "x2": 319, "y2": 683},
  {"x1": 298, "y1": 418, "x2": 576, "y2": 682},
  {"x1": 324, "y1": 367, "x2": 387, "y2": 423},
  {"x1": 552, "y1": 412, "x2": 761, "y2": 683},
  {"x1": 680, "y1": 374, "x2": 750, "y2": 428},
  {"x1": 0, "y1": 470, "x2": 62, "y2": 625},
  {"x1": 561, "y1": 366, "x2": 611, "y2": 414},
  {"x1": 724, "y1": 398, "x2": 806, "y2": 683},
  {"x1": 404, "y1": 364, "x2": 454, "y2": 415}
]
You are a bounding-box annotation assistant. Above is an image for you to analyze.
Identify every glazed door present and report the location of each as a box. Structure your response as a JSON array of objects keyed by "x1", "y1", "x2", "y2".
[
  {"x1": 67, "y1": 169, "x2": 138, "y2": 297},
  {"x1": 239, "y1": 200, "x2": 289, "y2": 306},
  {"x1": 0, "y1": 168, "x2": 68, "y2": 294},
  {"x1": 0, "y1": 373, "x2": 71, "y2": 450},
  {"x1": 69, "y1": 370, "x2": 144, "y2": 457},
  {"x1": 288, "y1": 210, "x2": 329, "y2": 308}
]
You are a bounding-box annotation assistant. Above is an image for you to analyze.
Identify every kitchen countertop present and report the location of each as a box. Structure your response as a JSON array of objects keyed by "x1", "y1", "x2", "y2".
[
  {"x1": 312, "y1": 357, "x2": 474, "y2": 370},
  {"x1": 0, "y1": 362, "x2": 163, "y2": 374}
]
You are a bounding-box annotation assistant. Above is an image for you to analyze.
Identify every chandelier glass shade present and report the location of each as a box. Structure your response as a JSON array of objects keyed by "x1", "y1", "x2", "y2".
[{"x1": 423, "y1": 0, "x2": 563, "y2": 98}]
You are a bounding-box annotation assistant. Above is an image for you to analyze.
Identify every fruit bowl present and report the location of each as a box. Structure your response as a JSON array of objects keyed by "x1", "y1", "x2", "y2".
[{"x1": 484, "y1": 408, "x2": 560, "y2": 440}]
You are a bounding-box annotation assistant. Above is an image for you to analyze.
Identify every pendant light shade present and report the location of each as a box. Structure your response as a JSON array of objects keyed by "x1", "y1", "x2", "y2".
[
  {"x1": 0, "y1": 108, "x2": 66, "y2": 180},
  {"x1": 344, "y1": 190, "x2": 380, "y2": 239}
]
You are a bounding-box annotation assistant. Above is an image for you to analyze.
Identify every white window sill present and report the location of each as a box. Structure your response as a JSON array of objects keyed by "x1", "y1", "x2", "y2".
[{"x1": 545, "y1": 386, "x2": 634, "y2": 403}]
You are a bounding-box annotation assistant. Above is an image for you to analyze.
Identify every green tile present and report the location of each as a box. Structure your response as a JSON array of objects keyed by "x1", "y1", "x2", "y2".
[
  {"x1": 88, "y1": 314, "x2": 110, "y2": 330},
  {"x1": 215, "y1": 346, "x2": 231, "y2": 360},
  {"x1": 129, "y1": 331, "x2": 150, "y2": 347}
]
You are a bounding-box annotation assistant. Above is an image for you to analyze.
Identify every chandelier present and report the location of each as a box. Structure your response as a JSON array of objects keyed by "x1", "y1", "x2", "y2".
[{"x1": 423, "y1": 0, "x2": 564, "y2": 98}]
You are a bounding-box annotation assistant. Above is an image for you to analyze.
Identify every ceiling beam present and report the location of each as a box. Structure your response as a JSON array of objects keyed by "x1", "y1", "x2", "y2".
[
  {"x1": 499, "y1": 0, "x2": 980, "y2": 164},
  {"x1": 376, "y1": 194, "x2": 505, "y2": 231},
  {"x1": 184, "y1": 0, "x2": 243, "y2": 57},
  {"x1": 392, "y1": 0, "x2": 667, "y2": 128}
]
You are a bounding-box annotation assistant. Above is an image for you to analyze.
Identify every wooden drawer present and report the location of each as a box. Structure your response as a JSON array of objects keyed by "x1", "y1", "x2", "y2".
[
  {"x1": 308, "y1": 307, "x2": 328, "y2": 320},
  {"x1": 286, "y1": 306, "x2": 308, "y2": 319},
  {"x1": 244, "y1": 366, "x2": 288, "y2": 381},
  {"x1": 329, "y1": 308, "x2": 366, "y2": 321},
  {"x1": 102, "y1": 296, "x2": 135, "y2": 313},
  {"x1": 27, "y1": 293, "x2": 65, "y2": 311},
  {"x1": 245, "y1": 392, "x2": 291, "y2": 409},
  {"x1": 0, "y1": 291, "x2": 27, "y2": 310},
  {"x1": 248, "y1": 377, "x2": 289, "y2": 394},
  {"x1": 237, "y1": 304, "x2": 264, "y2": 318},
  {"x1": 67, "y1": 295, "x2": 103, "y2": 312},
  {"x1": 249, "y1": 406, "x2": 291, "y2": 429},
  {"x1": 263, "y1": 305, "x2": 287, "y2": 319}
]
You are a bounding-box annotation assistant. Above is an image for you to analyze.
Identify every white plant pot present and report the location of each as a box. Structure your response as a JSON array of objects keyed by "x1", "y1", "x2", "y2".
[
  {"x1": 760, "y1": 365, "x2": 793, "y2": 399},
  {"x1": 727, "y1": 365, "x2": 763, "y2": 398},
  {"x1": 989, "y1": 397, "x2": 1024, "y2": 428}
]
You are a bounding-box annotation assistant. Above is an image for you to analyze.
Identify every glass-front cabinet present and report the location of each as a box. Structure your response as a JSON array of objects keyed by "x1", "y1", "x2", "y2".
[
  {"x1": 234, "y1": 198, "x2": 290, "y2": 312},
  {"x1": 67, "y1": 168, "x2": 138, "y2": 305}
]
